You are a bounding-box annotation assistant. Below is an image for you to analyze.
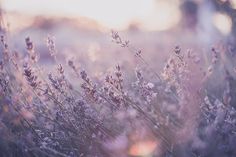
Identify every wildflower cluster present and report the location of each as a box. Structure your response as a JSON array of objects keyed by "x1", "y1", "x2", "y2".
[{"x1": 0, "y1": 31, "x2": 235, "y2": 157}]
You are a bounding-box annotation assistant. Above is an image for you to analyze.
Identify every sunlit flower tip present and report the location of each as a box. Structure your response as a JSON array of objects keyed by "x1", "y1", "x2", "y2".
[{"x1": 146, "y1": 83, "x2": 154, "y2": 89}]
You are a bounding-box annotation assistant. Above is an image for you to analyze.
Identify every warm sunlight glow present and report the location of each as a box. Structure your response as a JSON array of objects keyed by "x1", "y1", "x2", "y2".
[
  {"x1": 213, "y1": 12, "x2": 232, "y2": 35},
  {"x1": 2, "y1": 0, "x2": 180, "y2": 31},
  {"x1": 128, "y1": 140, "x2": 158, "y2": 156},
  {"x1": 140, "y1": 0, "x2": 181, "y2": 31},
  {"x1": 230, "y1": 0, "x2": 236, "y2": 9},
  {"x1": 4, "y1": 14, "x2": 33, "y2": 31}
]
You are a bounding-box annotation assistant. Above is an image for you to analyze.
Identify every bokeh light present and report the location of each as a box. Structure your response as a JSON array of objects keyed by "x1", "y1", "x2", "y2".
[
  {"x1": 128, "y1": 140, "x2": 158, "y2": 157},
  {"x1": 230, "y1": 0, "x2": 236, "y2": 9},
  {"x1": 213, "y1": 12, "x2": 232, "y2": 35}
]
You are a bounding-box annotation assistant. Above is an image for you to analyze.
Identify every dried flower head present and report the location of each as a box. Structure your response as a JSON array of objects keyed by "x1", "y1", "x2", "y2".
[
  {"x1": 46, "y1": 35, "x2": 57, "y2": 57},
  {"x1": 0, "y1": 61, "x2": 3, "y2": 71},
  {"x1": 23, "y1": 63, "x2": 40, "y2": 88},
  {"x1": 25, "y1": 37, "x2": 39, "y2": 63},
  {"x1": 25, "y1": 37, "x2": 34, "y2": 51}
]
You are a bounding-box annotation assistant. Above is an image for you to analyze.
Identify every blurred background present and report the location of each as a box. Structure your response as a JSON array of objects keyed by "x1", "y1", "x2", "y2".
[{"x1": 0, "y1": 0, "x2": 236, "y2": 73}]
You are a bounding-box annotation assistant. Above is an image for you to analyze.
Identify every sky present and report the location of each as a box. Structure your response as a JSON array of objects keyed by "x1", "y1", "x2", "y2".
[{"x1": 1, "y1": 0, "x2": 181, "y2": 31}]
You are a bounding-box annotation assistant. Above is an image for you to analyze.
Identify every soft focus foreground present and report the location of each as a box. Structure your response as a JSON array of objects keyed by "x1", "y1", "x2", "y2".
[{"x1": 1, "y1": 0, "x2": 236, "y2": 157}]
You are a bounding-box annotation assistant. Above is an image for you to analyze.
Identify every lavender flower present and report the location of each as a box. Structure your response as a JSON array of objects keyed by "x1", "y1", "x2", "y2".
[{"x1": 23, "y1": 63, "x2": 40, "y2": 89}]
